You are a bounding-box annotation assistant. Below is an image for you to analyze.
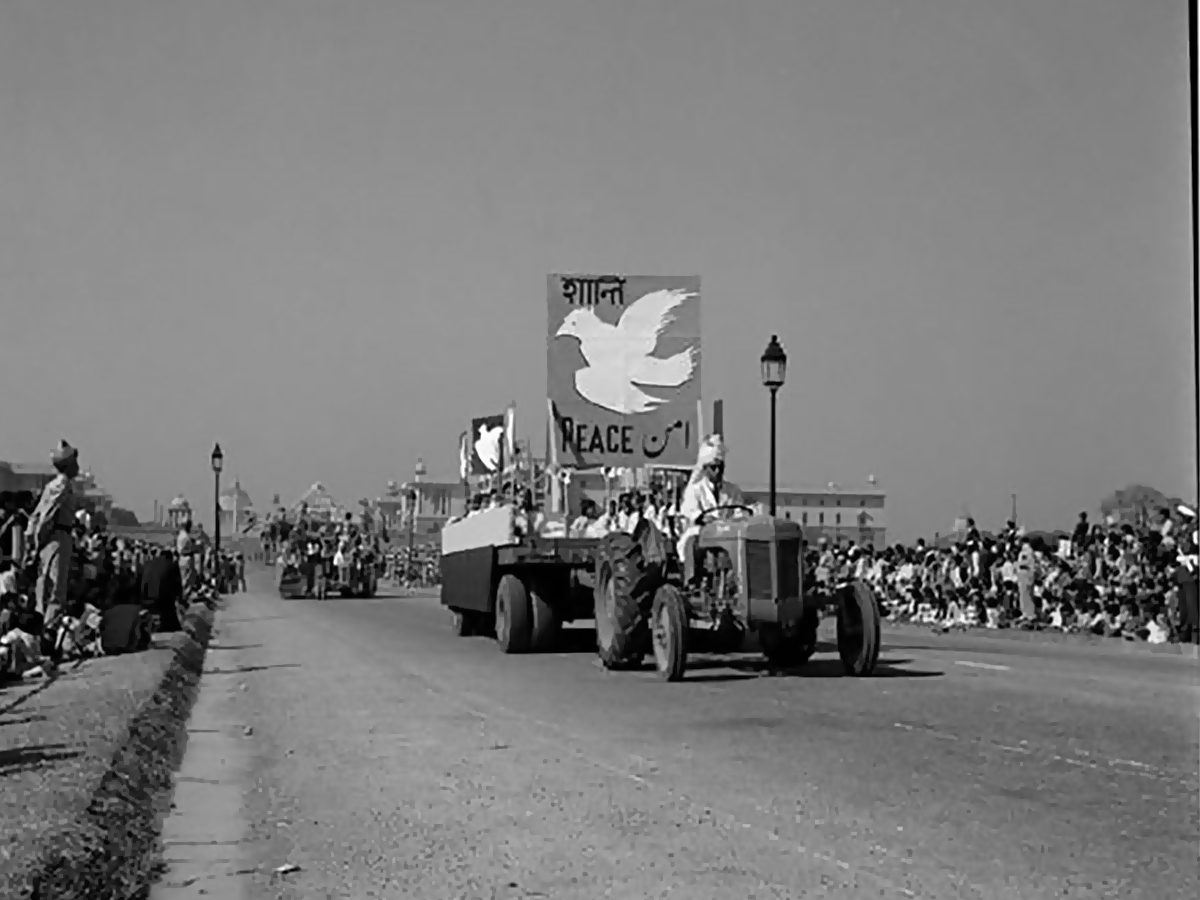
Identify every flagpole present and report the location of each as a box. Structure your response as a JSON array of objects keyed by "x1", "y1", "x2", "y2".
[
  {"x1": 546, "y1": 398, "x2": 562, "y2": 514},
  {"x1": 459, "y1": 431, "x2": 470, "y2": 517}
]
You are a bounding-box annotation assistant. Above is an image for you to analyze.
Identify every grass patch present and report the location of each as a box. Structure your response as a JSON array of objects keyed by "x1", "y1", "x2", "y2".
[{"x1": 19, "y1": 604, "x2": 215, "y2": 900}]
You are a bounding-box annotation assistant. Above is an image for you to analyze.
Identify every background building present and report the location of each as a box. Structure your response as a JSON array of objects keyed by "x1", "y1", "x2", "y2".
[
  {"x1": 166, "y1": 494, "x2": 192, "y2": 529},
  {"x1": 0, "y1": 460, "x2": 113, "y2": 516},
  {"x1": 368, "y1": 461, "x2": 888, "y2": 549},
  {"x1": 739, "y1": 482, "x2": 887, "y2": 547},
  {"x1": 218, "y1": 479, "x2": 256, "y2": 535},
  {"x1": 379, "y1": 477, "x2": 465, "y2": 543}
]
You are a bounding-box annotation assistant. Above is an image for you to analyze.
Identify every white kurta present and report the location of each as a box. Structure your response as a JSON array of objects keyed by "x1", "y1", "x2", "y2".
[{"x1": 675, "y1": 476, "x2": 745, "y2": 560}]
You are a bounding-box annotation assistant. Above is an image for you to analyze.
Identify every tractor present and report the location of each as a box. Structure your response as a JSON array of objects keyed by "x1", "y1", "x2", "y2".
[{"x1": 592, "y1": 505, "x2": 882, "y2": 681}]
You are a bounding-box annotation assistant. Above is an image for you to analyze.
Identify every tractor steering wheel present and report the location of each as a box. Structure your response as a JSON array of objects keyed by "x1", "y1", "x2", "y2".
[{"x1": 696, "y1": 504, "x2": 757, "y2": 525}]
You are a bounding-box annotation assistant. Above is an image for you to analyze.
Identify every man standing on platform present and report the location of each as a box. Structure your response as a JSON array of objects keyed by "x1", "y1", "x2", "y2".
[{"x1": 25, "y1": 440, "x2": 81, "y2": 657}]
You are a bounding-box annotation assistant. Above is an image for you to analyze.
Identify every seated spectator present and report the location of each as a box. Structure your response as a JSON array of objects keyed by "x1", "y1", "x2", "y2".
[
  {"x1": 1, "y1": 590, "x2": 49, "y2": 679},
  {"x1": 1146, "y1": 610, "x2": 1171, "y2": 644}
]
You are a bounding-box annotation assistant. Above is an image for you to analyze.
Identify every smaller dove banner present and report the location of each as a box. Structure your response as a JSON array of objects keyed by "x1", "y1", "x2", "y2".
[
  {"x1": 470, "y1": 413, "x2": 507, "y2": 475},
  {"x1": 548, "y1": 274, "x2": 701, "y2": 469}
]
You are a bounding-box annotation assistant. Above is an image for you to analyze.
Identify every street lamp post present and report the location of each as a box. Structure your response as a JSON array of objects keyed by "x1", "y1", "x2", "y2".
[
  {"x1": 211, "y1": 443, "x2": 224, "y2": 589},
  {"x1": 760, "y1": 335, "x2": 787, "y2": 516},
  {"x1": 408, "y1": 458, "x2": 426, "y2": 585},
  {"x1": 406, "y1": 488, "x2": 417, "y2": 585}
]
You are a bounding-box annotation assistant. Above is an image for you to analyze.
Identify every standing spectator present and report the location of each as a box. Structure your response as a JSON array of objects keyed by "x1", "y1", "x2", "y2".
[
  {"x1": 1015, "y1": 537, "x2": 1038, "y2": 620},
  {"x1": 1173, "y1": 543, "x2": 1198, "y2": 644},
  {"x1": 140, "y1": 546, "x2": 184, "y2": 631},
  {"x1": 1071, "y1": 512, "x2": 1090, "y2": 553},
  {"x1": 176, "y1": 519, "x2": 198, "y2": 600},
  {"x1": 25, "y1": 440, "x2": 80, "y2": 658}
]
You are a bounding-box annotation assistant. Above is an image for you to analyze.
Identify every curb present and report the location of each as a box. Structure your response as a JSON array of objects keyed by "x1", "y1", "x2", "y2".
[
  {"x1": 20, "y1": 600, "x2": 218, "y2": 900},
  {"x1": 882, "y1": 620, "x2": 1200, "y2": 660}
]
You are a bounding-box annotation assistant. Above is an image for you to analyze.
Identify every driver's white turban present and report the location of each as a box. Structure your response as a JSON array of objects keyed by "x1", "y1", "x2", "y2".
[{"x1": 695, "y1": 434, "x2": 726, "y2": 468}]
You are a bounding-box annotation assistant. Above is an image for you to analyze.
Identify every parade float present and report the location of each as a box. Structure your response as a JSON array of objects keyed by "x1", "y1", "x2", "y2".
[{"x1": 438, "y1": 274, "x2": 881, "y2": 680}]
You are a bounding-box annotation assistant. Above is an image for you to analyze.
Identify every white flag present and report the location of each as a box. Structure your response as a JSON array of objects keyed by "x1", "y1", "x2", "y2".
[
  {"x1": 503, "y1": 406, "x2": 516, "y2": 470},
  {"x1": 458, "y1": 431, "x2": 470, "y2": 481}
]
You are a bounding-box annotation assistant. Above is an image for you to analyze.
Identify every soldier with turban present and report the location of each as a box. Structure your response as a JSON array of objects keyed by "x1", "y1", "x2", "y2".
[
  {"x1": 25, "y1": 440, "x2": 81, "y2": 656},
  {"x1": 676, "y1": 435, "x2": 748, "y2": 571}
]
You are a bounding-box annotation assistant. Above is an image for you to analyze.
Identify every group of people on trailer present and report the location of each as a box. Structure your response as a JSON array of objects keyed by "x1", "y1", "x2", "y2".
[
  {"x1": 449, "y1": 433, "x2": 751, "y2": 581},
  {"x1": 275, "y1": 510, "x2": 383, "y2": 597}
]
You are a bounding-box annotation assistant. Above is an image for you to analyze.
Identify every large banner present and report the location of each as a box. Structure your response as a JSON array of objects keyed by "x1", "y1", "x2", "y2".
[{"x1": 547, "y1": 274, "x2": 701, "y2": 469}]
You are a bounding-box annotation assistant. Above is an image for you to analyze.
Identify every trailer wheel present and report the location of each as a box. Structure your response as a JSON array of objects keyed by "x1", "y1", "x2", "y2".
[
  {"x1": 760, "y1": 609, "x2": 819, "y2": 669},
  {"x1": 527, "y1": 576, "x2": 562, "y2": 652},
  {"x1": 837, "y1": 581, "x2": 882, "y2": 676},
  {"x1": 650, "y1": 584, "x2": 688, "y2": 681},
  {"x1": 495, "y1": 573, "x2": 532, "y2": 654},
  {"x1": 451, "y1": 609, "x2": 479, "y2": 637}
]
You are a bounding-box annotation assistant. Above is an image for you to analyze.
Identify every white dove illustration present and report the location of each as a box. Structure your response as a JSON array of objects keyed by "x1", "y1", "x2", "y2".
[
  {"x1": 474, "y1": 422, "x2": 504, "y2": 471},
  {"x1": 554, "y1": 288, "x2": 698, "y2": 415}
]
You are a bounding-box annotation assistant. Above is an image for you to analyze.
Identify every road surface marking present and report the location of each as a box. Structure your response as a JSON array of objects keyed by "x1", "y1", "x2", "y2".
[
  {"x1": 954, "y1": 660, "x2": 1011, "y2": 671},
  {"x1": 892, "y1": 721, "x2": 1191, "y2": 784}
]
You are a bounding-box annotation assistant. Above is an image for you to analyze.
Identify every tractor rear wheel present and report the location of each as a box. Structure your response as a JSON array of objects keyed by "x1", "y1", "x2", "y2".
[
  {"x1": 650, "y1": 584, "x2": 688, "y2": 681},
  {"x1": 837, "y1": 581, "x2": 882, "y2": 675},
  {"x1": 593, "y1": 534, "x2": 648, "y2": 669},
  {"x1": 495, "y1": 573, "x2": 532, "y2": 654},
  {"x1": 760, "y1": 609, "x2": 820, "y2": 669}
]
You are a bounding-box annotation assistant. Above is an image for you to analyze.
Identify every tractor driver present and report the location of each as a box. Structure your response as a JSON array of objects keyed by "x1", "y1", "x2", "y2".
[{"x1": 676, "y1": 435, "x2": 748, "y2": 583}]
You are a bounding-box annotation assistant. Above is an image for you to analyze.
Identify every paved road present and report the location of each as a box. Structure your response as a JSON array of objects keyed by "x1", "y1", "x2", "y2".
[{"x1": 206, "y1": 573, "x2": 1197, "y2": 899}]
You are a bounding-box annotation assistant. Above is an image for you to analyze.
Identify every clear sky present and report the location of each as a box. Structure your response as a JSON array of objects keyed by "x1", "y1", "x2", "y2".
[{"x1": 1, "y1": 0, "x2": 1194, "y2": 541}]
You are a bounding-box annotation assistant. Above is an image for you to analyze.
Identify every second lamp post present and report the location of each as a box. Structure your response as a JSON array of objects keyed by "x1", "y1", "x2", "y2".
[
  {"x1": 210, "y1": 443, "x2": 224, "y2": 588},
  {"x1": 760, "y1": 335, "x2": 787, "y2": 516}
]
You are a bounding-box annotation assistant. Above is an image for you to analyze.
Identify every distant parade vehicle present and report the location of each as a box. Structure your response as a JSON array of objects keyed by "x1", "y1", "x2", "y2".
[{"x1": 275, "y1": 495, "x2": 385, "y2": 600}]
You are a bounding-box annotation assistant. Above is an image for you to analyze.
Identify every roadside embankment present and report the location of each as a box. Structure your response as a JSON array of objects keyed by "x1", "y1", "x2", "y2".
[{"x1": 0, "y1": 601, "x2": 215, "y2": 900}]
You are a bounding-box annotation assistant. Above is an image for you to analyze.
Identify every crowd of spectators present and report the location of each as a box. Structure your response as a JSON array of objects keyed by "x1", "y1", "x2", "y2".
[
  {"x1": 385, "y1": 543, "x2": 440, "y2": 587},
  {"x1": 462, "y1": 478, "x2": 1200, "y2": 647},
  {"x1": 2, "y1": 496, "x2": 247, "y2": 682},
  {"x1": 816, "y1": 510, "x2": 1199, "y2": 645}
]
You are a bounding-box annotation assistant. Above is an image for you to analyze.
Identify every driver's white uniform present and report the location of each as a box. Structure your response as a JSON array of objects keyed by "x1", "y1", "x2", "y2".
[{"x1": 675, "y1": 435, "x2": 746, "y2": 560}]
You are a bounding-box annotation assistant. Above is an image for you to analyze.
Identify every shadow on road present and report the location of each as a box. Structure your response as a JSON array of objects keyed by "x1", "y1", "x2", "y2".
[
  {"x1": 207, "y1": 644, "x2": 264, "y2": 651},
  {"x1": 203, "y1": 663, "x2": 302, "y2": 676},
  {"x1": 686, "y1": 648, "x2": 944, "y2": 680},
  {"x1": 0, "y1": 742, "x2": 83, "y2": 777},
  {"x1": 0, "y1": 714, "x2": 48, "y2": 728},
  {"x1": 556, "y1": 628, "x2": 601, "y2": 653}
]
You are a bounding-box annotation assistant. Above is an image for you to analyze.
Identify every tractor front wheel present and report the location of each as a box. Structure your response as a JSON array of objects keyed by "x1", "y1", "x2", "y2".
[{"x1": 651, "y1": 584, "x2": 688, "y2": 682}]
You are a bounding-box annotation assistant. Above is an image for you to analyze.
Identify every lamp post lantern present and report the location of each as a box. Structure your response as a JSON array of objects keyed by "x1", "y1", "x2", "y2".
[
  {"x1": 210, "y1": 443, "x2": 224, "y2": 588},
  {"x1": 760, "y1": 335, "x2": 787, "y2": 516}
]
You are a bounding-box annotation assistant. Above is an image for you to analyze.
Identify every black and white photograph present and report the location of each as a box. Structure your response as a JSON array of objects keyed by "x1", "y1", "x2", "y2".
[{"x1": 1, "y1": 1, "x2": 1197, "y2": 897}]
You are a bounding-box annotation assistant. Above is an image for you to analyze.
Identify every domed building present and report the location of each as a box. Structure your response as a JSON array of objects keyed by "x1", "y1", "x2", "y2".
[
  {"x1": 167, "y1": 495, "x2": 192, "y2": 529},
  {"x1": 218, "y1": 479, "x2": 256, "y2": 535}
]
